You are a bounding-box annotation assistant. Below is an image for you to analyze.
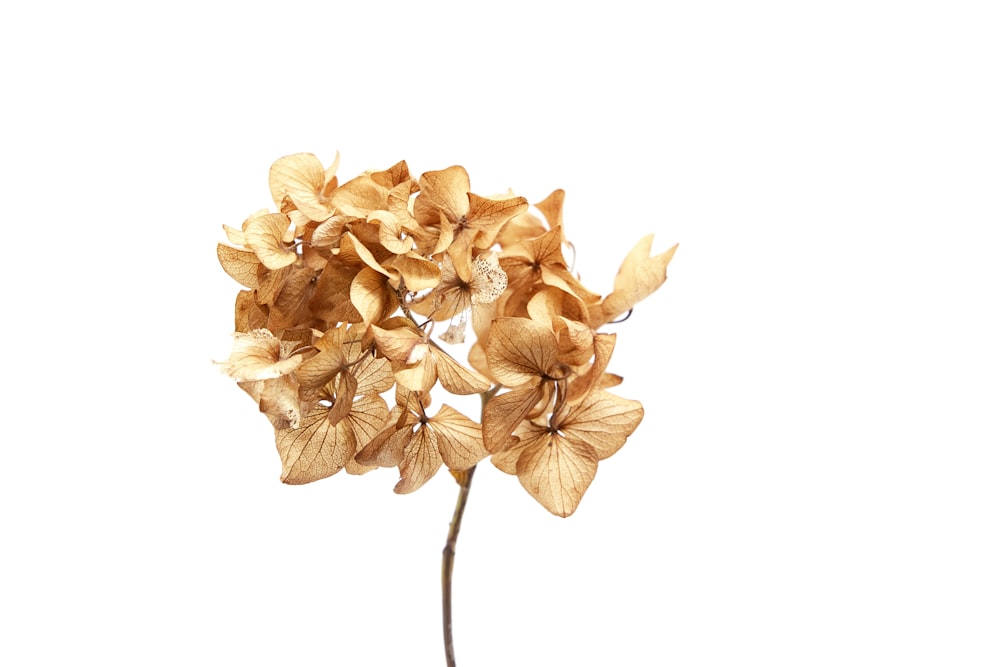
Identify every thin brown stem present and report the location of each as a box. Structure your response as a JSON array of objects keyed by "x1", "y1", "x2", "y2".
[
  {"x1": 442, "y1": 464, "x2": 476, "y2": 667},
  {"x1": 441, "y1": 387, "x2": 497, "y2": 667}
]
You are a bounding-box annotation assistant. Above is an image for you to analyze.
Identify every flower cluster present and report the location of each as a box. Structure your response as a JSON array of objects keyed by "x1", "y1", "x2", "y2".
[{"x1": 217, "y1": 153, "x2": 675, "y2": 516}]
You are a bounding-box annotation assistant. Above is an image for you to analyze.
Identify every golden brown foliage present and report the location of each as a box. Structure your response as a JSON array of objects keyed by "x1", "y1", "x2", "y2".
[{"x1": 217, "y1": 152, "x2": 675, "y2": 516}]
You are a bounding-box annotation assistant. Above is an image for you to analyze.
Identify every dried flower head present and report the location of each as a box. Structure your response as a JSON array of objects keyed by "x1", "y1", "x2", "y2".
[{"x1": 217, "y1": 151, "x2": 676, "y2": 516}]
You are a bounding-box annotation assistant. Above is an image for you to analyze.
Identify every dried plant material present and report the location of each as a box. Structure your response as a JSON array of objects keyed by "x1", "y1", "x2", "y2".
[
  {"x1": 269, "y1": 152, "x2": 340, "y2": 222},
  {"x1": 217, "y1": 149, "x2": 674, "y2": 516},
  {"x1": 244, "y1": 211, "x2": 298, "y2": 270},
  {"x1": 357, "y1": 400, "x2": 487, "y2": 494},
  {"x1": 591, "y1": 236, "x2": 678, "y2": 327},
  {"x1": 217, "y1": 329, "x2": 304, "y2": 382}
]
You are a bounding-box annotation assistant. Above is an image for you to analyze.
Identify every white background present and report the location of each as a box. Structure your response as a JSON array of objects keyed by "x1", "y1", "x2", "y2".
[{"x1": 2, "y1": 2, "x2": 998, "y2": 665}]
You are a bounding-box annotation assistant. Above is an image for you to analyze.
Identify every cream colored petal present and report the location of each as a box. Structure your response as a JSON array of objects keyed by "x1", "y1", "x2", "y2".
[
  {"x1": 257, "y1": 374, "x2": 304, "y2": 430},
  {"x1": 217, "y1": 329, "x2": 303, "y2": 381},
  {"x1": 393, "y1": 356, "x2": 436, "y2": 394}
]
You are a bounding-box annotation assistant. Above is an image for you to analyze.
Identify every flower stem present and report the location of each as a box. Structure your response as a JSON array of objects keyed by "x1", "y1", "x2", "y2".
[{"x1": 442, "y1": 464, "x2": 476, "y2": 667}]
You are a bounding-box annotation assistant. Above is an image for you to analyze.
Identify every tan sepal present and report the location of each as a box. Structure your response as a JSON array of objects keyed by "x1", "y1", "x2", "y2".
[
  {"x1": 327, "y1": 373, "x2": 359, "y2": 428},
  {"x1": 217, "y1": 244, "x2": 259, "y2": 289},
  {"x1": 294, "y1": 343, "x2": 345, "y2": 394},
  {"x1": 517, "y1": 432, "x2": 598, "y2": 517},
  {"x1": 353, "y1": 354, "x2": 395, "y2": 396},
  {"x1": 432, "y1": 346, "x2": 491, "y2": 395},
  {"x1": 217, "y1": 329, "x2": 304, "y2": 381},
  {"x1": 416, "y1": 166, "x2": 471, "y2": 224},
  {"x1": 311, "y1": 215, "x2": 353, "y2": 248},
  {"x1": 565, "y1": 332, "x2": 616, "y2": 405},
  {"x1": 495, "y1": 211, "x2": 546, "y2": 248},
  {"x1": 490, "y1": 421, "x2": 547, "y2": 474},
  {"x1": 383, "y1": 253, "x2": 441, "y2": 292},
  {"x1": 346, "y1": 393, "x2": 390, "y2": 450},
  {"x1": 534, "y1": 189, "x2": 565, "y2": 235},
  {"x1": 275, "y1": 406, "x2": 355, "y2": 484},
  {"x1": 486, "y1": 318, "x2": 559, "y2": 387},
  {"x1": 482, "y1": 384, "x2": 545, "y2": 453},
  {"x1": 268, "y1": 153, "x2": 335, "y2": 222},
  {"x1": 392, "y1": 426, "x2": 442, "y2": 494},
  {"x1": 244, "y1": 212, "x2": 297, "y2": 270},
  {"x1": 356, "y1": 406, "x2": 417, "y2": 468},
  {"x1": 429, "y1": 405, "x2": 487, "y2": 470},
  {"x1": 370, "y1": 321, "x2": 424, "y2": 363},
  {"x1": 558, "y1": 389, "x2": 644, "y2": 460},
  {"x1": 351, "y1": 266, "x2": 396, "y2": 326},
  {"x1": 466, "y1": 193, "x2": 530, "y2": 248},
  {"x1": 594, "y1": 238, "x2": 678, "y2": 326},
  {"x1": 234, "y1": 290, "x2": 268, "y2": 333}
]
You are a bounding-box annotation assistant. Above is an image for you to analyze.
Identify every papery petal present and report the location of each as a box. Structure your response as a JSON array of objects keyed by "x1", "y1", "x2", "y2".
[
  {"x1": 217, "y1": 244, "x2": 259, "y2": 289},
  {"x1": 217, "y1": 329, "x2": 303, "y2": 381},
  {"x1": 275, "y1": 407, "x2": 356, "y2": 484},
  {"x1": 592, "y1": 237, "x2": 678, "y2": 327},
  {"x1": 516, "y1": 433, "x2": 598, "y2": 517},
  {"x1": 482, "y1": 384, "x2": 545, "y2": 453},
  {"x1": 559, "y1": 390, "x2": 644, "y2": 460},
  {"x1": 485, "y1": 318, "x2": 559, "y2": 387},
  {"x1": 244, "y1": 212, "x2": 297, "y2": 270},
  {"x1": 429, "y1": 405, "x2": 487, "y2": 470},
  {"x1": 432, "y1": 347, "x2": 491, "y2": 395},
  {"x1": 394, "y1": 426, "x2": 442, "y2": 494}
]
